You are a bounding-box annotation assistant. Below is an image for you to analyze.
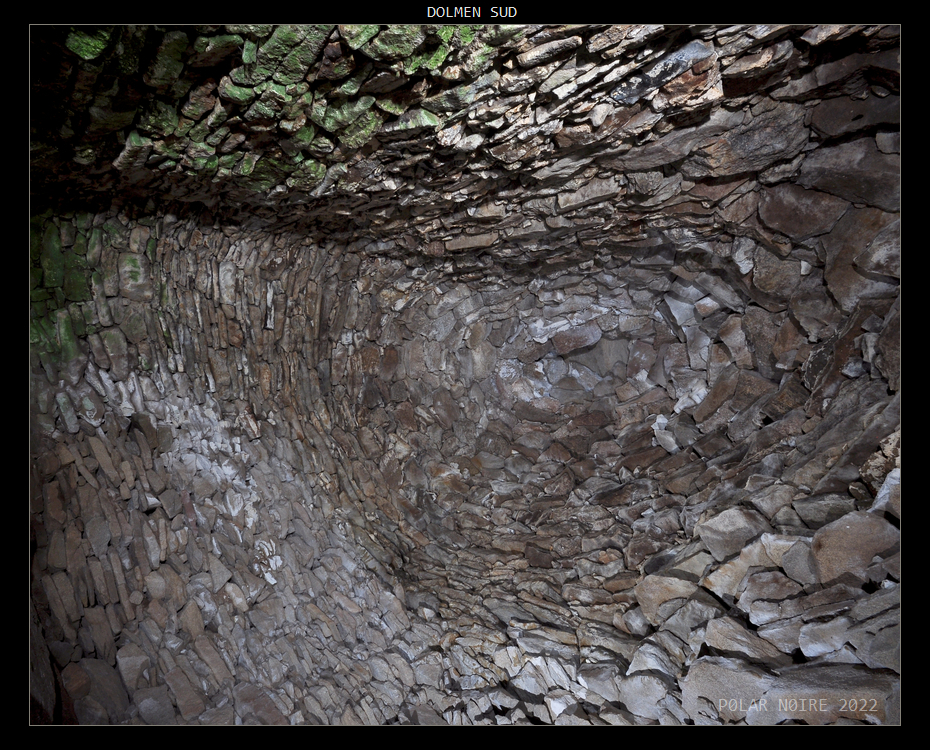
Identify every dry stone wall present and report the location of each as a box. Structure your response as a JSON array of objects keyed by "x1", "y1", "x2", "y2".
[{"x1": 31, "y1": 24, "x2": 899, "y2": 725}]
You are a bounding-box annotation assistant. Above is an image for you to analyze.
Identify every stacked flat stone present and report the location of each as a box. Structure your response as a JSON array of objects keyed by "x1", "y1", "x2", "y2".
[{"x1": 31, "y1": 24, "x2": 899, "y2": 724}]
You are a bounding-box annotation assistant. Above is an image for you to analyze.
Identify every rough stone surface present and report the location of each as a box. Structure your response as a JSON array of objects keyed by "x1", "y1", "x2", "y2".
[{"x1": 31, "y1": 24, "x2": 899, "y2": 726}]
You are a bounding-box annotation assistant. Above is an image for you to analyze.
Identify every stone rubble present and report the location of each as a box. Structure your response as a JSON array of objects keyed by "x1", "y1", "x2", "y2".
[{"x1": 31, "y1": 24, "x2": 899, "y2": 725}]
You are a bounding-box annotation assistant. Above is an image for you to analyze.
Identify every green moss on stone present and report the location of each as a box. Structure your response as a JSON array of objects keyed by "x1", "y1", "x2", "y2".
[
  {"x1": 392, "y1": 108, "x2": 442, "y2": 132},
  {"x1": 65, "y1": 27, "x2": 113, "y2": 61},
  {"x1": 321, "y1": 96, "x2": 375, "y2": 132},
  {"x1": 339, "y1": 25, "x2": 381, "y2": 50},
  {"x1": 193, "y1": 34, "x2": 243, "y2": 61},
  {"x1": 69, "y1": 304, "x2": 87, "y2": 338},
  {"x1": 264, "y1": 82, "x2": 289, "y2": 103},
  {"x1": 307, "y1": 91, "x2": 330, "y2": 128},
  {"x1": 308, "y1": 133, "x2": 335, "y2": 156},
  {"x1": 241, "y1": 153, "x2": 298, "y2": 192},
  {"x1": 329, "y1": 56, "x2": 357, "y2": 80},
  {"x1": 30, "y1": 316, "x2": 52, "y2": 350},
  {"x1": 206, "y1": 126, "x2": 230, "y2": 147},
  {"x1": 63, "y1": 251, "x2": 91, "y2": 302},
  {"x1": 364, "y1": 25, "x2": 426, "y2": 62},
  {"x1": 338, "y1": 64, "x2": 374, "y2": 97},
  {"x1": 290, "y1": 124, "x2": 317, "y2": 149},
  {"x1": 463, "y1": 42, "x2": 499, "y2": 77},
  {"x1": 376, "y1": 96, "x2": 410, "y2": 116},
  {"x1": 115, "y1": 28, "x2": 147, "y2": 76},
  {"x1": 242, "y1": 39, "x2": 258, "y2": 64},
  {"x1": 226, "y1": 24, "x2": 274, "y2": 38},
  {"x1": 218, "y1": 153, "x2": 241, "y2": 170},
  {"x1": 56, "y1": 310, "x2": 81, "y2": 364},
  {"x1": 485, "y1": 25, "x2": 526, "y2": 45},
  {"x1": 174, "y1": 118, "x2": 195, "y2": 137},
  {"x1": 258, "y1": 24, "x2": 306, "y2": 62},
  {"x1": 339, "y1": 108, "x2": 386, "y2": 149},
  {"x1": 235, "y1": 153, "x2": 261, "y2": 176},
  {"x1": 229, "y1": 62, "x2": 275, "y2": 87},
  {"x1": 245, "y1": 99, "x2": 278, "y2": 121},
  {"x1": 407, "y1": 42, "x2": 451, "y2": 75},
  {"x1": 31, "y1": 215, "x2": 48, "y2": 262},
  {"x1": 274, "y1": 25, "x2": 332, "y2": 84},
  {"x1": 188, "y1": 119, "x2": 211, "y2": 143},
  {"x1": 73, "y1": 232, "x2": 87, "y2": 257},
  {"x1": 458, "y1": 26, "x2": 479, "y2": 45},
  {"x1": 285, "y1": 159, "x2": 327, "y2": 190},
  {"x1": 144, "y1": 30, "x2": 189, "y2": 92},
  {"x1": 41, "y1": 223, "x2": 64, "y2": 288},
  {"x1": 153, "y1": 139, "x2": 184, "y2": 160},
  {"x1": 219, "y1": 78, "x2": 256, "y2": 105},
  {"x1": 187, "y1": 141, "x2": 216, "y2": 160}
]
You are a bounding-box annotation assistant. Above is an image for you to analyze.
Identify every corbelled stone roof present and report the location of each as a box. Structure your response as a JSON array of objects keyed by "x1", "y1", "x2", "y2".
[{"x1": 31, "y1": 25, "x2": 900, "y2": 726}]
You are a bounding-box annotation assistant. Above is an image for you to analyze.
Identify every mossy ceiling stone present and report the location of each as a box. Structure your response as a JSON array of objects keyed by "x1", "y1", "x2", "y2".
[
  {"x1": 460, "y1": 42, "x2": 501, "y2": 78},
  {"x1": 225, "y1": 24, "x2": 274, "y2": 39},
  {"x1": 144, "y1": 30, "x2": 190, "y2": 94},
  {"x1": 318, "y1": 96, "x2": 376, "y2": 133},
  {"x1": 138, "y1": 99, "x2": 180, "y2": 137},
  {"x1": 229, "y1": 60, "x2": 275, "y2": 88},
  {"x1": 257, "y1": 24, "x2": 310, "y2": 64},
  {"x1": 404, "y1": 42, "x2": 452, "y2": 76},
  {"x1": 381, "y1": 107, "x2": 442, "y2": 135},
  {"x1": 281, "y1": 124, "x2": 317, "y2": 155},
  {"x1": 318, "y1": 45, "x2": 357, "y2": 81},
  {"x1": 244, "y1": 98, "x2": 280, "y2": 123},
  {"x1": 242, "y1": 153, "x2": 297, "y2": 192},
  {"x1": 189, "y1": 34, "x2": 243, "y2": 68},
  {"x1": 113, "y1": 130, "x2": 153, "y2": 173},
  {"x1": 338, "y1": 109, "x2": 386, "y2": 150},
  {"x1": 362, "y1": 25, "x2": 427, "y2": 62},
  {"x1": 35, "y1": 24, "x2": 541, "y2": 209},
  {"x1": 374, "y1": 95, "x2": 411, "y2": 116},
  {"x1": 181, "y1": 81, "x2": 218, "y2": 120},
  {"x1": 65, "y1": 27, "x2": 114, "y2": 61},
  {"x1": 218, "y1": 77, "x2": 256, "y2": 105},
  {"x1": 338, "y1": 25, "x2": 381, "y2": 51},
  {"x1": 185, "y1": 140, "x2": 216, "y2": 162},
  {"x1": 235, "y1": 24, "x2": 333, "y2": 87},
  {"x1": 241, "y1": 39, "x2": 258, "y2": 64},
  {"x1": 273, "y1": 25, "x2": 332, "y2": 84},
  {"x1": 187, "y1": 118, "x2": 212, "y2": 144},
  {"x1": 422, "y1": 70, "x2": 501, "y2": 113},
  {"x1": 338, "y1": 63, "x2": 375, "y2": 97},
  {"x1": 285, "y1": 159, "x2": 327, "y2": 191}
]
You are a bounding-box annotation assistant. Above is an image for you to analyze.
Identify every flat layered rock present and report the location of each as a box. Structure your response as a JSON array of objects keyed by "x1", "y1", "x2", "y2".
[{"x1": 30, "y1": 24, "x2": 899, "y2": 726}]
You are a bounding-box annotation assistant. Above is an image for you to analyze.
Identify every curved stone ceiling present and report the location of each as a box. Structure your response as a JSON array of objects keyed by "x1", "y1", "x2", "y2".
[{"x1": 31, "y1": 24, "x2": 899, "y2": 725}]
